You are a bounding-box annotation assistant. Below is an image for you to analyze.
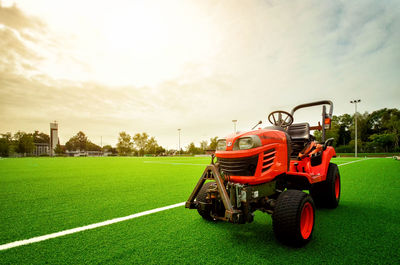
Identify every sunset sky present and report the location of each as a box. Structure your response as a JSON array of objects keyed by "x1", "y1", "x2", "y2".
[{"x1": 0, "y1": 0, "x2": 399, "y2": 149}]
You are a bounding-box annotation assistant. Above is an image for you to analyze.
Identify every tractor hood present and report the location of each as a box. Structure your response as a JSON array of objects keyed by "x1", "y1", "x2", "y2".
[{"x1": 218, "y1": 128, "x2": 287, "y2": 153}]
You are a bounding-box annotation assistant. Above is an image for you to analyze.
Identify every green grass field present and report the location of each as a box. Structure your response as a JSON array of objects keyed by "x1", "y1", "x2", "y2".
[{"x1": 0, "y1": 157, "x2": 399, "y2": 264}]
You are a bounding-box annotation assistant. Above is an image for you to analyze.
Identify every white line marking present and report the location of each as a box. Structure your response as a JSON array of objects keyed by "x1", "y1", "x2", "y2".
[
  {"x1": 0, "y1": 157, "x2": 372, "y2": 251},
  {"x1": 144, "y1": 161, "x2": 207, "y2": 166},
  {"x1": 337, "y1": 158, "x2": 371, "y2": 167},
  {"x1": 0, "y1": 202, "x2": 185, "y2": 251}
]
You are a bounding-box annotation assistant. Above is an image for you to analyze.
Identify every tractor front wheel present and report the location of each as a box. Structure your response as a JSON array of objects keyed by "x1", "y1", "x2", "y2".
[{"x1": 272, "y1": 190, "x2": 315, "y2": 246}]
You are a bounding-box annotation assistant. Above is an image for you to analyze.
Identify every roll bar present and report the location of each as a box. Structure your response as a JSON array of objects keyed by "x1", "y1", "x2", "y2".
[
  {"x1": 290, "y1": 100, "x2": 333, "y2": 117},
  {"x1": 290, "y1": 100, "x2": 334, "y2": 142}
]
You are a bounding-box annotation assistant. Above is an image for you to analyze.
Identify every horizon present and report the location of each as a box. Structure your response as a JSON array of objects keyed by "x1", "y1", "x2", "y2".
[{"x1": 0, "y1": 103, "x2": 398, "y2": 150}]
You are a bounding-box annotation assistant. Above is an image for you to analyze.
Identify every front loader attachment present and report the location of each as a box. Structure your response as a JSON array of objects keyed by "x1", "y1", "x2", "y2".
[{"x1": 185, "y1": 163, "x2": 242, "y2": 223}]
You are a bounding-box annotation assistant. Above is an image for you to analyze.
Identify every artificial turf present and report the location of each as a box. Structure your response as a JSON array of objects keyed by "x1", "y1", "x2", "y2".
[{"x1": 0, "y1": 157, "x2": 399, "y2": 264}]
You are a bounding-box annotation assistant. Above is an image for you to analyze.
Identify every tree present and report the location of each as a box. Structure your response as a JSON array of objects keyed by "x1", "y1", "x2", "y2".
[
  {"x1": 54, "y1": 144, "x2": 66, "y2": 155},
  {"x1": 186, "y1": 142, "x2": 201, "y2": 155},
  {"x1": 145, "y1": 136, "x2": 159, "y2": 154},
  {"x1": 87, "y1": 141, "x2": 101, "y2": 151},
  {"x1": 368, "y1": 108, "x2": 386, "y2": 134},
  {"x1": 33, "y1": 131, "x2": 50, "y2": 143},
  {"x1": 209, "y1": 137, "x2": 218, "y2": 150},
  {"x1": 0, "y1": 133, "x2": 13, "y2": 157},
  {"x1": 14, "y1": 131, "x2": 35, "y2": 156},
  {"x1": 65, "y1": 131, "x2": 88, "y2": 151},
  {"x1": 356, "y1": 112, "x2": 371, "y2": 143},
  {"x1": 155, "y1": 146, "x2": 166, "y2": 155},
  {"x1": 369, "y1": 134, "x2": 395, "y2": 153},
  {"x1": 386, "y1": 110, "x2": 400, "y2": 150},
  {"x1": 103, "y1": 145, "x2": 118, "y2": 155},
  {"x1": 102, "y1": 145, "x2": 113, "y2": 152},
  {"x1": 337, "y1": 114, "x2": 352, "y2": 146},
  {"x1": 133, "y1": 132, "x2": 149, "y2": 156},
  {"x1": 365, "y1": 108, "x2": 400, "y2": 151},
  {"x1": 200, "y1": 140, "x2": 208, "y2": 151},
  {"x1": 187, "y1": 142, "x2": 196, "y2": 155},
  {"x1": 117, "y1": 132, "x2": 133, "y2": 156}
]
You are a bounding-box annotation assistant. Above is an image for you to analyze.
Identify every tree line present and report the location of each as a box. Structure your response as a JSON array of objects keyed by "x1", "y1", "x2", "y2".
[
  {"x1": 64, "y1": 131, "x2": 102, "y2": 153},
  {"x1": 1, "y1": 107, "x2": 398, "y2": 157},
  {"x1": 180, "y1": 108, "x2": 400, "y2": 154},
  {"x1": 314, "y1": 108, "x2": 399, "y2": 153},
  {"x1": 0, "y1": 129, "x2": 219, "y2": 157},
  {"x1": 58, "y1": 131, "x2": 170, "y2": 156},
  {"x1": 184, "y1": 137, "x2": 218, "y2": 155},
  {"x1": 116, "y1": 132, "x2": 165, "y2": 156},
  {"x1": 115, "y1": 133, "x2": 219, "y2": 156}
]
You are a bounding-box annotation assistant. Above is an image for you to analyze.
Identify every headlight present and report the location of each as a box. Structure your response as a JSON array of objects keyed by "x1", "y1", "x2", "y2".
[
  {"x1": 238, "y1": 137, "x2": 255, "y2": 149},
  {"x1": 216, "y1": 139, "x2": 226, "y2": 151},
  {"x1": 234, "y1": 135, "x2": 262, "y2": 150}
]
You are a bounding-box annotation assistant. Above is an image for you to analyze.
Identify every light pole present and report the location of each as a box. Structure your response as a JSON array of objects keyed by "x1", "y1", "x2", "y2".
[
  {"x1": 232, "y1": 120, "x2": 237, "y2": 134},
  {"x1": 350, "y1": 99, "x2": 361, "y2": 157},
  {"x1": 178, "y1": 129, "x2": 181, "y2": 156}
]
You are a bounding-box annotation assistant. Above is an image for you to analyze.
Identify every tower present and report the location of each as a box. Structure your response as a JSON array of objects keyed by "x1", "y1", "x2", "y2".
[{"x1": 50, "y1": 121, "x2": 59, "y2": 156}]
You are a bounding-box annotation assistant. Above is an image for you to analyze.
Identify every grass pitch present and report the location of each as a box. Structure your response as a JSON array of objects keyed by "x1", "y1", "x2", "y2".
[{"x1": 0, "y1": 157, "x2": 399, "y2": 264}]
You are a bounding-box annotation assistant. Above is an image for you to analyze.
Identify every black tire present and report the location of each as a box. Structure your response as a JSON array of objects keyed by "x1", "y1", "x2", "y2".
[
  {"x1": 272, "y1": 190, "x2": 315, "y2": 247},
  {"x1": 195, "y1": 182, "x2": 215, "y2": 221},
  {"x1": 310, "y1": 163, "x2": 341, "y2": 208}
]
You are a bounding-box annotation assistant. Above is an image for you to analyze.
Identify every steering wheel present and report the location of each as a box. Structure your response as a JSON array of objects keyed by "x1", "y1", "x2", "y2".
[{"x1": 268, "y1": 110, "x2": 294, "y2": 128}]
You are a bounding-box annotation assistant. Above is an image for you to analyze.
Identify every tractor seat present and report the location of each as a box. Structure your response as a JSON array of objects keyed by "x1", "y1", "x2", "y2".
[
  {"x1": 287, "y1": 123, "x2": 311, "y2": 157},
  {"x1": 287, "y1": 123, "x2": 310, "y2": 140}
]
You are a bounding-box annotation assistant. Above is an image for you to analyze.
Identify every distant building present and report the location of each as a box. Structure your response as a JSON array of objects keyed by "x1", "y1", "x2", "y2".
[
  {"x1": 65, "y1": 150, "x2": 103, "y2": 157},
  {"x1": 31, "y1": 122, "x2": 59, "y2": 156},
  {"x1": 49, "y1": 122, "x2": 59, "y2": 156},
  {"x1": 66, "y1": 150, "x2": 85, "y2": 157},
  {"x1": 33, "y1": 143, "x2": 50, "y2": 156}
]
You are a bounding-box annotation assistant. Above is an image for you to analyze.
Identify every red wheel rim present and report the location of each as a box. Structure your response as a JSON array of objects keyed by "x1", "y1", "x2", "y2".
[
  {"x1": 335, "y1": 174, "x2": 340, "y2": 199},
  {"x1": 300, "y1": 202, "x2": 314, "y2": 239}
]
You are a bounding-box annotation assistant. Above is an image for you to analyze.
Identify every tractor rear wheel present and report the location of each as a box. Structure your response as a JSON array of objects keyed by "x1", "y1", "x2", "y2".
[
  {"x1": 310, "y1": 163, "x2": 341, "y2": 208},
  {"x1": 272, "y1": 190, "x2": 315, "y2": 246},
  {"x1": 195, "y1": 182, "x2": 215, "y2": 221}
]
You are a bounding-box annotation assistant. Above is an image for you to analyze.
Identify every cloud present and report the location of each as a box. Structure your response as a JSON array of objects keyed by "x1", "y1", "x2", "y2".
[
  {"x1": 0, "y1": 62, "x2": 237, "y2": 146},
  {"x1": 0, "y1": 4, "x2": 47, "y2": 77},
  {"x1": 0, "y1": 4, "x2": 44, "y2": 30},
  {"x1": 0, "y1": 0, "x2": 399, "y2": 148}
]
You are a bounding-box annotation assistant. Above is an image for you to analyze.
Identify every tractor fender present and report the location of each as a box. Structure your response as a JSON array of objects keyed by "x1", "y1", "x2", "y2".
[{"x1": 315, "y1": 146, "x2": 336, "y2": 181}]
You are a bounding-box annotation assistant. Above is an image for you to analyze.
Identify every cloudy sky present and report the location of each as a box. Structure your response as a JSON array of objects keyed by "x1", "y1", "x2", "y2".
[{"x1": 0, "y1": 0, "x2": 399, "y2": 149}]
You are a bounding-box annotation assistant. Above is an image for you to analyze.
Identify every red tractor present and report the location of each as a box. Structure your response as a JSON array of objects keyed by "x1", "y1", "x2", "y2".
[{"x1": 185, "y1": 100, "x2": 340, "y2": 246}]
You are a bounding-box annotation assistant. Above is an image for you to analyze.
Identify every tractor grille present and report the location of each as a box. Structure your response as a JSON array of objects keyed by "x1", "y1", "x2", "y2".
[
  {"x1": 262, "y1": 148, "x2": 276, "y2": 172},
  {"x1": 217, "y1": 155, "x2": 258, "y2": 176}
]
